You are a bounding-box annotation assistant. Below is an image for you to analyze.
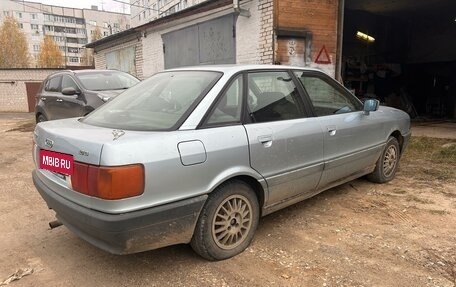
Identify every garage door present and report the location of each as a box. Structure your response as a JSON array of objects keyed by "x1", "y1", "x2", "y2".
[{"x1": 162, "y1": 14, "x2": 236, "y2": 69}]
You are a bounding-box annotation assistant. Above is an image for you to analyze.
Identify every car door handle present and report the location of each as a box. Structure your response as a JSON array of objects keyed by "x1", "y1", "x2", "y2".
[
  {"x1": 258, "y1": 135, "x2": 273, "y2": 148},
  {"x1": 56, "y1": 99, "x2": 63, "y2": 102},
  {"x1": 327, "y1": 126, "x2": 337, "y2": 136}
]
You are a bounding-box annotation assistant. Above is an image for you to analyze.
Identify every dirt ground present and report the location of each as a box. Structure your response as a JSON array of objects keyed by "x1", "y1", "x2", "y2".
[{"x1": 0, "y1": 113, "x2": 455, "y2": 287}]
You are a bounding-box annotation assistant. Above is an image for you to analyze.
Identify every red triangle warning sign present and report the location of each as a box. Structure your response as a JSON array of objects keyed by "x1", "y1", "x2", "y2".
[{"x1": 315, "y1": 45, "x2": 331, "y2": 64}]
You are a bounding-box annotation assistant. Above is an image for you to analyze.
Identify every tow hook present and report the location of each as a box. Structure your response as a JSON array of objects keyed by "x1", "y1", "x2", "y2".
[{"x1": 49, "y1": 220, "x2": 62, "y2": 229}]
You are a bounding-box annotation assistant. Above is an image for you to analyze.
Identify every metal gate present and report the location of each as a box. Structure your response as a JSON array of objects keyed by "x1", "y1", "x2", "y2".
[{"x1": 162, "y1": 14, "x2": 236, "y2": 69}]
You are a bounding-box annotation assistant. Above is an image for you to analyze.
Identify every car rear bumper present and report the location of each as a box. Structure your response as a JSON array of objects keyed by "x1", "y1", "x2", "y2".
[{"x1": 32, "y1": 170, "x2": 206, "y2": 255}]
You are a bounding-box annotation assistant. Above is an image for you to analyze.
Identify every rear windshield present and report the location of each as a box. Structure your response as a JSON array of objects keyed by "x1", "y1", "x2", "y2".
[
  {"x1": 76, "y1": 71, "x2": 139, "y2": 91},
  {"x1": 82, "y1": 71, "x2": 221, "y2": 131}
]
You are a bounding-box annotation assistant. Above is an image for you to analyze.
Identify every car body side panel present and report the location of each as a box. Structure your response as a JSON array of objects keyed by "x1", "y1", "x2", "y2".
[
  {"x1": 316, "y1": 111, "x2": 385, "y2": 188},
  {"x1": 92, "y1": 125, "x2": 262, "y2": 213},
  {"x1": 244, "y1": 117, "x2": 325, "y2": 207}
]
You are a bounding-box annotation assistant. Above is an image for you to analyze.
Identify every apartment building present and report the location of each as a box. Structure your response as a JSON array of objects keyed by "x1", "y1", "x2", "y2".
[
  {"x1": 0, "y1": 1, "x2": 130, "y2": 67},
  {"x1": 130, "y1": 0, "x2": 207, "y2": 27}
]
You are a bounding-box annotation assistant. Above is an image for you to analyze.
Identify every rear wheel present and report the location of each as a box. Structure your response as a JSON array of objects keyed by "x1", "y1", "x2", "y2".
[
  {"x1": 367, "y1": 136, "x2": 400, "y2": 183},
  {"x1": 191, "y1": 180, "x2": 260, "y2": 261},
  {"x1": 37, "y1": 114, "x2": 47, "y2": 123}
]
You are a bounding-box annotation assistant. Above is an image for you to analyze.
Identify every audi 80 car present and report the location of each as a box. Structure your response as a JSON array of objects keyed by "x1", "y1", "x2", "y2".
[
  {"x1": 35, "y1": 69, "x2": 139, "y2": 123},
  {"x1": 32, "y1": 65, "x2": 411, "y2": 260}
]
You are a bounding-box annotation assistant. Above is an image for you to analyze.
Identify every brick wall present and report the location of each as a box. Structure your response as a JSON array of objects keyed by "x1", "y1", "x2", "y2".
[
  {"x1": 0, "y1": 69, "x2": 62, "y2": 112},
  {"x1": 141, "y1": 31, "x2": 165, "y2": 78},
  {"x1": 93, "y1": 37, "x2": 144, "y2": 79},
  {"x1": 258, "y1": 0, "x2": 274, "y2": 64},
  {"x1": 275, "y1": 0, "x2": 339, "y2": 76}
]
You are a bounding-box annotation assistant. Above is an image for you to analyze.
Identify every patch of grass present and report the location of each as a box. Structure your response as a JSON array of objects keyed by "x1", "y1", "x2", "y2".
[
  {"x1": 404, "y1": 137, "x2": 456, "y2": 165},
  {"x1": 426, "y1": 209, "x2": 449, "y2": 215},
  {"x1": 401, "y1": 137, "x2": 456, "y2": 182},
  {"x1": 6, "y1": 119, "x2": 35, "y2": 132},
  {"x1": 392, "y1": 189, "x2": 407, "y2": 194},
  {"x1": 406, "y1": 195, "x2": 435, "y2": 204}
]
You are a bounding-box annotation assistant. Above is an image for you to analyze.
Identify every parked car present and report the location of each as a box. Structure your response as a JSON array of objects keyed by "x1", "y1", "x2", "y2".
[
  {"x1": 32, "y1": 65, "x2": 411, "y2": 260},
  {"x1": 35, "y1": 69, "x2": 139, "y2": 123}
]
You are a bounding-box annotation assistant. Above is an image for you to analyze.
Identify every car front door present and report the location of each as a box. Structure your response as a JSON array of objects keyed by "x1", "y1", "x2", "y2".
[
  {"x1": 243, "y1": 71, "x2": 324, "y2": 208},
  {"x1": 293, "y1": 71, "x2": 385, "y2": 190},
  {"x1": 41, "y1": 75, "x2": 62, "y2": 120},
  {"x1": 54, "y1": 75, "x2": 86, "y2": 119}
]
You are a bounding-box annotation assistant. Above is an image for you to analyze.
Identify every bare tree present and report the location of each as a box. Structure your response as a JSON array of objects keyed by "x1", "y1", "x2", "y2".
[{"x1": 91, "y1": 26, "x2": 103, "y2": 42}]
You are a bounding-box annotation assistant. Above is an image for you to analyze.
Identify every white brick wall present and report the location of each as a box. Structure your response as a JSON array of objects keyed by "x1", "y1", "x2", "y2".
[
  {"x1": 236, "y1": 0, "x2": 262, "y2": 64},
  {"x1": 93, "y1": 37, "x2": 144, "y2": 79},
  {"x1": 141, "y1": 32, "x2": 165, "y2": 78},
  {"x1": 0, "y1": 69, "x2": 61, "y2": 112},
  {"x1": 257, "y1": 0, "x2": 274, "y2": 64}
]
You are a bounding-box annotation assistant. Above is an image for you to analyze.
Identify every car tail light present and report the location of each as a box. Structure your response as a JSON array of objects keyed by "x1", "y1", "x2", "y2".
[{"x1": 71, "y1": 162, "x2": 144, "y2": 200}]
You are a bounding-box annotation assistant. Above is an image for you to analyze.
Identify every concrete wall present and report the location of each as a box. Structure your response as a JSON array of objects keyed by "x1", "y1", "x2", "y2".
[{"x1": 0, "y1": 69, "x2": 62, "y2": 112}]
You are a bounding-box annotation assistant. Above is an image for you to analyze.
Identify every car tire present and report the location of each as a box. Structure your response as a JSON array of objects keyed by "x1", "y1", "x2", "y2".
[
  {"x1": 191, "y1": 180, "x2": 260, "y2": 261},
  {"x1": 367, "y1": 136, "x2": 400, "y2": 183},
  {"x1": 37, "y1": 114, "x2": 47, "y2": 123}
]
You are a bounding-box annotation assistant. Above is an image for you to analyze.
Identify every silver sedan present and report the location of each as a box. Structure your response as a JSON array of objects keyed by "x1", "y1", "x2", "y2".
[{"x1": 32, "y1": 65, "x2": 411, "y2": 260}]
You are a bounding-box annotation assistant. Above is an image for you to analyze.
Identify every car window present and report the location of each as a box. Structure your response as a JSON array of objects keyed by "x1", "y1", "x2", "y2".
[
  {"x1": 294, "y1": 72, "x2": 362, "y2": 116},
  {"x1": 76, "y1": 71, "x2": 139, "y2": 91},
  {"x1": 45, "y1": 76, "x2": 61, "y2": 92},
  {"x1": 83, "y1": 71, "x2": 221, "y2": 131},
  {"x1": 247, "y1": 71, "x2": 305, "y2": 123},
  {"x1": 206, "y1": 75, "x2": 243, "y2": 125},
  {"x1": 61, "y1": 75, "x2": 79, "y2": 91}
]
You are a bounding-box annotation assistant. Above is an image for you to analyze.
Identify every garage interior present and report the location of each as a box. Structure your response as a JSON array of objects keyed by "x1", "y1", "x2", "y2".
[{"x1": 343, "y1": 0, "x2": 456, "y2": 119}]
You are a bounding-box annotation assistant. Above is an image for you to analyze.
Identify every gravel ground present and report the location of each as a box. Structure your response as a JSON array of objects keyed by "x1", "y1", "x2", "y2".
[{"x1": 0, "y1": 113, "x2": 455, "y2": 287}]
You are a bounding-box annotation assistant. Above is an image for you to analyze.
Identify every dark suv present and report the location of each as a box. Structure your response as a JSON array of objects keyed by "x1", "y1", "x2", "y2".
[{"x1": 35, "y1": 70, "x2": 139, "y2": 123}]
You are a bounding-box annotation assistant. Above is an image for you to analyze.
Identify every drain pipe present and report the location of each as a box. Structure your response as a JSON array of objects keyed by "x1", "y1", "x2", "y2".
[
  {"x1": 233, "y1": 0, "x2": 250, "y2": 17},
  {"x1": 335, "y1": 0, "x2": 345, "y2": 82}
]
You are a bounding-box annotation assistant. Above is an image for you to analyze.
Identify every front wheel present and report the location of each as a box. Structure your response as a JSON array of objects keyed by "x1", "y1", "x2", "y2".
[
  {"x1": 191, "y1": 180, "x2": 260, "y2": 261},
  {"x1": 367, "y1": 136, "x2": 400, "y2": 183},
  {"x1": 37, "y1": 114, "x2": 47, "y2": 123}
]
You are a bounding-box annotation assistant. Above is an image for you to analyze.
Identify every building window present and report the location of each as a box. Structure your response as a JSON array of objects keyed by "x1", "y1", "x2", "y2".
[
  {"x1": 33, "y1": 44, "x2": 40, "y2": 52},
  {"x1": 17, "y1": 12, "x2": 22, "y2": 18},
  {"x1": 138, "y1": 14, "x2": 141, "y2": 21},
  {"x1": 69, "y1": 57, "x2": 79, "y2": 63},
  {"x1": 18, "y1": 23, "x2": 23, "y2": 29},
  {"x1": 103, "y1": 31, "x2": 108, "y2": 36},
  {"x1": 89, "y1": 20, "x2": 96, "y2": 26},
  {"x1": 31, "y1": 24, "x2": 39, "y2": 30},
  {"x1": 103, "y1": 22, "x2": 108, "y2": 28},
  {"x1": 59, "y1": 46, "x2": 66, "y2": 52},
  {"x1": 3, "y1": 11, "x2": 9, "y2": 17},
  {"x1": 126, "y1": 24, "x2": 130, "y2": 29},
  {"x1": 68, "y1": 47, "x2": 79, "y2": 53},
  {"x1": 31, "y1": 13, "x2": 37, "y2": 20}
]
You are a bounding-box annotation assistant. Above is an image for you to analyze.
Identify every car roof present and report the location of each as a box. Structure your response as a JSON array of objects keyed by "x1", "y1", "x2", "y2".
[
  {"x1": 47, "y1": 69, "x2": 129, "y2": 77},
  {"x1": 166, "y1": 64, "x2": 324, "y2": 74}
]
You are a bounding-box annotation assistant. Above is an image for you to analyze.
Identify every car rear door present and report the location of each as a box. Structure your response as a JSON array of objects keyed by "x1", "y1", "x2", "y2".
[
  {"x1": 293, "y1": 71, "x2": 385, "y2": 190},
  {"x1": 242, "y1": 70, "x2": 324, "y2": 207}
]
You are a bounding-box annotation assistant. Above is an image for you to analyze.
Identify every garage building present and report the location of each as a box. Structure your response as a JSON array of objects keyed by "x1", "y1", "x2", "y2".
[{"x1": 86, "y1": 0, "x2": 456, "y2": 120}]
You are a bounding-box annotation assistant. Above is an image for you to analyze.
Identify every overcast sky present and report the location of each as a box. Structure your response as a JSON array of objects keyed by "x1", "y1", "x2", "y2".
[{"x1": 24, "y1": 0, "x2": 131, "y2": 13}]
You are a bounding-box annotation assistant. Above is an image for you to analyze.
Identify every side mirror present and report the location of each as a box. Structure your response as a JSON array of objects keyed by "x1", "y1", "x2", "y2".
[
  {"x1": 62, "y1": 87, "x2": 81, "y2": 96},
  {"x1": 363, "y1": 99, "x2": 379, "y2": 115}
]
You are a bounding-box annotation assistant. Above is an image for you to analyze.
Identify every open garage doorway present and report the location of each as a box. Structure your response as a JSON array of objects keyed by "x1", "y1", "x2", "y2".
[{"x1": 343, "y1": 0, "x2": 456, "y2": 120}]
